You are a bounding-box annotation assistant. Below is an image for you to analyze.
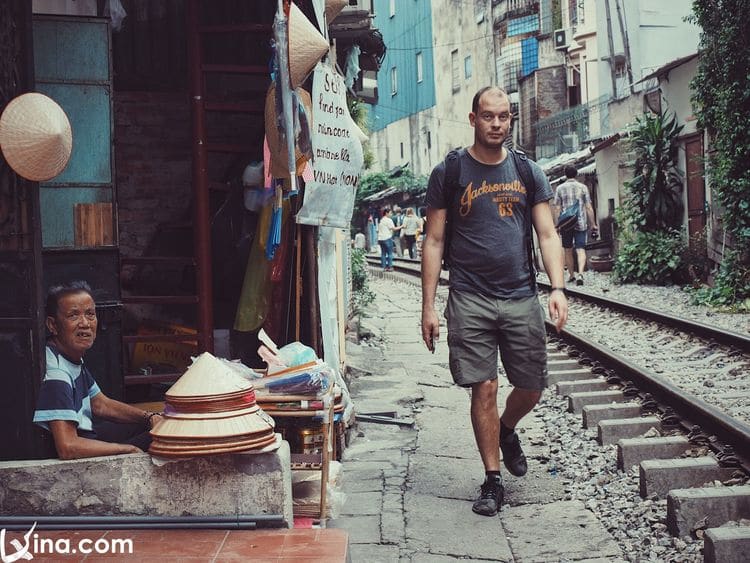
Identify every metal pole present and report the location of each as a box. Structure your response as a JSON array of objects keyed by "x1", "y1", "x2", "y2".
[
  {"x1": 603, "y1": 0, "x2": 619, "y2": 99},
  {"x1": 186, "y1": 0, "x2": 214, "y2": 353}
]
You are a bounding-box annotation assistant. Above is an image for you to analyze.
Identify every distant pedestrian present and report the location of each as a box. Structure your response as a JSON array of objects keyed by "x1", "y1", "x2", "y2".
[
  {"x1": 377, "y1": 208, "x2": 399, "y2": 271},
  {"x1": 553, "y1": 165, "x2": 598, "y2": 286},
  {"x1": 421, "y1": 86, "x2": 568, "y2": 517},
  {"x1": 401, "y1": 208, "x2": 423, "y2": 259},
  {"x1": 390, "y1": 207, "x2": 404, "y2": 257}
]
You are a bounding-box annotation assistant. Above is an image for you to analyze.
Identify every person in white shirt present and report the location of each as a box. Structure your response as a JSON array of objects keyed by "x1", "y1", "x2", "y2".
[
  {"x1": 377, "y1": 208, "x2": 400, "y2": 270},
  {"x1": 401, "y1": 208, "x2": 423, "y2": 259}
]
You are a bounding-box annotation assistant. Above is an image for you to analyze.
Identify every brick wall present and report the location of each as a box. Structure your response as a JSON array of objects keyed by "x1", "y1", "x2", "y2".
[
  {"x1": 535, "y1": 65, "x2": 567, "y2": 122},
  {"x1": 114, "y1": 91, "x2": 192, "y2": 260}
]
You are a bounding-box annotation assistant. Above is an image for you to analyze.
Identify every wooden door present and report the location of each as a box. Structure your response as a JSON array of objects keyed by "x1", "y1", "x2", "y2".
[
  {"x1": 0, "y1": 0, "x2": 48, "y2": 461},
  {"x1": 684, "y1": 134, "x2": 706, "y2": 243}
]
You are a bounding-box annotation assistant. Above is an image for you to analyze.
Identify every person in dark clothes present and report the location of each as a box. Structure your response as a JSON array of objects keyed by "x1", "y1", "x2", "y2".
[
  {"x1": 421, "y1": 86, "x2": 568, "y2": 516},
  {"x1": 33, "y1": 281, "x2": 162, "y2": 459}
]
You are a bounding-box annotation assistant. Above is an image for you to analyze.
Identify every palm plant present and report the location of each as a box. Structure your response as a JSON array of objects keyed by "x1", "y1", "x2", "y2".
[{"x1": 624, "y1": 111, "x2": 685, "y2": 232}]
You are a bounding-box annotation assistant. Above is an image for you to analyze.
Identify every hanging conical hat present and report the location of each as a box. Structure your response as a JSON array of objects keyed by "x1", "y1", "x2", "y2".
[
  {"x1": 288, "y1": 2, "x2": 329, "y2": 88},
  {"x1": 0, "y1": 92, "x2": 72, "y2": 182},
  {"x1": 165, "y1": 352, "x2": 253, "y2": 400},
  {"x1": 325, "y1": 0, "x2": 347, "y2": 23},
  {"x1": 264, "y1": 84, "x2": 313, "y2": 179}
]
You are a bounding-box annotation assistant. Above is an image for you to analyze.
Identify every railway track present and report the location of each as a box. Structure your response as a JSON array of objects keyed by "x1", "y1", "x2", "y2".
[{"x1": 366, "y1": 256, "x2": 750, "y2": 561}]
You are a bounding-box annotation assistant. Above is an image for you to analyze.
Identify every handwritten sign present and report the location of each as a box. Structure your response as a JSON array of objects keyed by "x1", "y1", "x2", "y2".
[{"x1": 297, "y1": 63, "x2": 364, "y2": 228}]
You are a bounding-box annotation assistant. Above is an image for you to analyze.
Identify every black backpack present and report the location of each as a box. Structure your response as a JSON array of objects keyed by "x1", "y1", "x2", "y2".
[{"x1": 442, "y1": 148, "x2": 538, "y2": 290}]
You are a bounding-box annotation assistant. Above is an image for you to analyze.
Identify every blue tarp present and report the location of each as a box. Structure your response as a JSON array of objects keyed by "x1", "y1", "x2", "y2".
[
  {"x1": 508, "y1": 15, "x2": 539, "y2": 36},
  {"x1": 521, "y1": 37, "x2": 538, "y2": 77}
]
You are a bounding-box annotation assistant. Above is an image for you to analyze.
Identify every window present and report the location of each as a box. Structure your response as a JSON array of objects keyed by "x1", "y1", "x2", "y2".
[
  {"x1": 464, "y1": 55, "x2": 472, "y2": 79},
  {"x1": 389, "y1": 0, "x2": 395, "y2": 17},
  {"x1": 400, "y1": 143, "x2": 404, "y2": 159},
  {"x1": 390, "y1": 66, "x2": 397, "y2": 95},
  {"x1": 451, "y1": 49, "x2": 459, "y2": 93},
  {"x1": 427, "y1": 130, "x2": 431, "y2": 149},
  {"x1": 416, "y1": 52, "x2": 423, "y2": 83}
]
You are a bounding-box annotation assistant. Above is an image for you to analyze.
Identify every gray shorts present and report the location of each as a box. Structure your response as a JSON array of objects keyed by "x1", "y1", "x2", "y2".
[{"x1": 444, "y1": 290, "x2": 548, "y2": 390}]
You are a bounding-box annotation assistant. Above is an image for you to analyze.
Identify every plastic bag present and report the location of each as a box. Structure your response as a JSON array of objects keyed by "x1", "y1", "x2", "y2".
[{"x1": 277, "y1": 341, "x2": 317, "y2": 367}]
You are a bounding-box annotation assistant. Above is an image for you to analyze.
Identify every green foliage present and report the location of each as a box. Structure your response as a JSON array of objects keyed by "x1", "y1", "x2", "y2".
[
  {"x1": 347, "y1": 96, "x2": 374, "y2": 169},
  {"x1": 356, "y1": 172, "x2": 391, "y2": 208},
  {"x1": 613, "y1": 230, "x2": 686, "y2": 285},
  {"x1": 350, "y1": 248, "x2": 375, "y2": 312},
  {"x1": 624, "y1": 111, "x2": 684, "y2": 232},
  {"x1": 355, "y1": 169, "x2": 428, "y2": 209},
  {"x1": 690, "y1": 249, "x2": 750, "y2": 311},
  {"x1": 688, "y1": 0, "x2": 750, "y2": 305}
]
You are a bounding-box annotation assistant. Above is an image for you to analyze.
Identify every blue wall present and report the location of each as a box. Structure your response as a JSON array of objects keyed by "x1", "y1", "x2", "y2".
[{"x1": 369, "y1": 0, "x2": 435, "y2": 132}]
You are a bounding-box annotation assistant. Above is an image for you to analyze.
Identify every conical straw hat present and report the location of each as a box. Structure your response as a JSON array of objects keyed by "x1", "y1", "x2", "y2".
[
  {"x1": 325, "y1": 0, "x2": 347, "y2": 23},
  {"x1": 264, "y1": 85, "x2": 312, "y2": 179},
  {"x1": 165, "y1": 352, "x2": 253, "y2": 400},
  {"x1": 0, "y1": 92, "x2": 72, "y2": 182},
  {"x1": 288, "y1": 2, "x2": 329, "y2": 88}
]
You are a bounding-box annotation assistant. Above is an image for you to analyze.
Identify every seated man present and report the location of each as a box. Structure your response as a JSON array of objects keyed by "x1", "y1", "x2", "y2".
[{"x1": 33, "y1": 281, "x2": 163, "y2": 459}]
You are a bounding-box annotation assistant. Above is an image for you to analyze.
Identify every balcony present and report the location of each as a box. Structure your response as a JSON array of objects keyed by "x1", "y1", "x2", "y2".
[{"x1": 494, "y1": 0, "x2": 540, "y2": 27}]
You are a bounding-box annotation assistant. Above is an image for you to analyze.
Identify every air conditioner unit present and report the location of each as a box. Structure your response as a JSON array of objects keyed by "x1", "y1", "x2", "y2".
[
  {"x1": 561, "y1": 133, "x2": 579, "y2": 150},
  {"x1": 553, "y1": 28, "x2": 568, "y2": 50}
]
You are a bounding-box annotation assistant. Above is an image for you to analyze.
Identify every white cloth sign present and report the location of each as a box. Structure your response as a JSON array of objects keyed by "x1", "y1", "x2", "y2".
[{"x1": 297, "y1": 64, "x2": 364, "y2": 228}]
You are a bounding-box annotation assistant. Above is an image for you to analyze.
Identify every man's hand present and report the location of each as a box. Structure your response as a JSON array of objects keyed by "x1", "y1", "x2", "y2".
[
  {"x1": 421, "y1": 308, "x2": 440, "y2": 352},
  {"x1": 548, "y1": 290, "x2": 568, "y2": 333},
  {"x1": 148, "y1": 414, "x2": 164, "y2": 429}
]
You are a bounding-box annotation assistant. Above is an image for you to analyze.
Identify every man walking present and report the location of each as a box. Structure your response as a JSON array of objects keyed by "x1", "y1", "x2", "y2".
[
  {"x1": 377, "y1": 208, "x2": 398, "y2": 271},
  {"x1": 553, "y1": 165, "x2": 598, "y2": 286},
  {"x1": 421, "y1": 86, "x2": 568, "y2": 516}
]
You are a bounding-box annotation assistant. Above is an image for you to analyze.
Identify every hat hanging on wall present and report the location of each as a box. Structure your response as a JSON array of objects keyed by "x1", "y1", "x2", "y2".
[
  {"x1": 288, "y1": 2, "x2": 329, "y2": 88},
  {"x1": 0, "y1": 92, "x2": 72, "y2": 182},
  {"x1": 325, "y1": 0, "x2": 348, "y2": 23},
  {"x1": 264, "y1": 84, "x2": 313, "y2": 179}
]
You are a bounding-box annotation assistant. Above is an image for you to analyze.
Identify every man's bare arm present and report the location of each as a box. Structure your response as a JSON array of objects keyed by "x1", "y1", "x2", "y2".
[
  {"x1": 532, "y1": 201, "x2": 568, "y2": 332},
  {"x1": 421, "y1": 208, "x2": 447, "y2": 350},
  {"x1": 49, "y1": 420, "x2": 140, "y2": 460}
]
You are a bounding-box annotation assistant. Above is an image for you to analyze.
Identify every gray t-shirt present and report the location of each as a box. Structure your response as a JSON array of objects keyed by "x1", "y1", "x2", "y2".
[{"x1": 425, "y1": 149, "x2": 553, "y2": 299}]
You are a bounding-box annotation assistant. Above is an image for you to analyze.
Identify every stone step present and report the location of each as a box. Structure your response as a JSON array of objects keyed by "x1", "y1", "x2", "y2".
[
  {"x1": 583, "y1": 402, "x2": 641, "y2": 429},
  {"x1": 639, "y1": 457, "x2": 735, "y2": 498},
  {"x1": 568, "y1": 390, "x2": 625, "y2": 414},
  {"x1": 556, "y1": 379, "x2": 609, "y2": 397},
  {"x1": 667, "y1": 485, "x2": 750, "y2": 537},
  {"x1": 704, "y1": 526, "x2": 750, "y2": 563},
  {"x1": 598, "y1": 416, "x2": 661, "y2": 445},
  {"x1": 617, "y1": 436, "x2": 691, "y2": 471},
  {"x1": 548, "y1": 359, "x2": 582, "y2": 371},
  {"x1": 547, "y1": 368, "x2": 593, "y2": 387}
]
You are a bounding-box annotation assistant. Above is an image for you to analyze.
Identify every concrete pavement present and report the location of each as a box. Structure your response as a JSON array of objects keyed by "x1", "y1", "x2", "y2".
[{"x1": 330, "y1": 276, "x2": 625, "y2": 562}]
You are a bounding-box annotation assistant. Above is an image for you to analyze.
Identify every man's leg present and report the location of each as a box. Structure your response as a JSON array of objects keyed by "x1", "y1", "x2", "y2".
[
  {"x1": 564, "y1": 248, "x2": 575, "y2": 281},
  {"x1": 470, "y1": 378, "x2": 504, "y2": 516},
  {"x1": 576, "y1": 248, "x2": 587, "y2": 274},
  {"x1": 501, "y1": 388, "x2": 543, "y2": 429},
  {"x1": 379, "y1": 241, "x2": 387, "y2": 269},
  {"x1": 471, "y1": 379, "x2": 500, "y2": 472}
]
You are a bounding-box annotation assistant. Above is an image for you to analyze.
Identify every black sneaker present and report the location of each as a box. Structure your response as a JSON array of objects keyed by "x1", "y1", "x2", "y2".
[
  {"x1": 500, "y1": 431, "x2": 528, "y2": 477},
  {"x1": 472, "y1": 477, "x2": 504, "y2": 516},
  {"x1": 576, "y1": 274, "x2": 584, "y2": 286}
]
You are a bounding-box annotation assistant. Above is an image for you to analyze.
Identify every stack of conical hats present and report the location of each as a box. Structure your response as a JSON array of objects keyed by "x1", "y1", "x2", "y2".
[{"x1": 149, "y1": 352, "x2": 277, "y2": 457}]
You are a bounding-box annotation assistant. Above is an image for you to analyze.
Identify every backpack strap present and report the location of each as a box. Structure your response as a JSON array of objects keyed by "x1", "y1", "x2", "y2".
[
  {"x1": 509, "y1": 148, "x2": 538, "y2": 290},
  {"x1": 441, "y1": 149, "x2": 462, "y2": 270}
]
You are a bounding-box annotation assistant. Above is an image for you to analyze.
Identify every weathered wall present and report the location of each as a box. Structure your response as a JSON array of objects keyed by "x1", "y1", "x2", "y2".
[
  {"x1": 0, "y1": 445, "x2": 294, "y2": 526},
  {"x1": 114, "y1": 91, "x2": 192, "y2": 260}
]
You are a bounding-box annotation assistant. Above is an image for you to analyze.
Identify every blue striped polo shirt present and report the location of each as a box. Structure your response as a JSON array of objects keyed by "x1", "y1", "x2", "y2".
[{"x1": 33, "y1": 344, "x2": 101, "y2": 436}]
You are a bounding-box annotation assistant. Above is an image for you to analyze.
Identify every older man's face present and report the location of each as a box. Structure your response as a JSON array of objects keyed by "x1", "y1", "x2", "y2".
[{"x1": 47, "y1": 291, "x2": 97, "y2": 362}]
